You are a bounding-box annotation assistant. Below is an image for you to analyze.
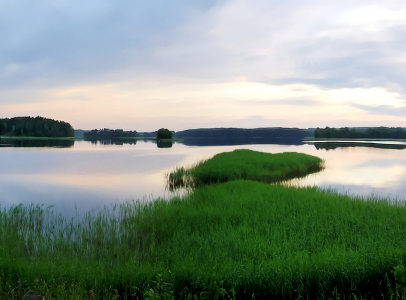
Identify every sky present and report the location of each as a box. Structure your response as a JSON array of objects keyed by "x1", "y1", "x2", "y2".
[{"x1": 1, "y1": 0, "x2": 406, "y2": 131}]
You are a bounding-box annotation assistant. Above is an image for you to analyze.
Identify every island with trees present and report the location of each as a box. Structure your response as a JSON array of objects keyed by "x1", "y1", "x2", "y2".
[
  {"x1": 156, "y1": 128, "x2": 173, "y2": 139},
  {"x1": 0, "y1": 116, "x2": 74, "y2": 137},
  {"x1": 83, "y1": 128, "x2": 176, "y2": 148},
  {"x1": 83, "y1": 128, "x2": 138, "y2": 140}
]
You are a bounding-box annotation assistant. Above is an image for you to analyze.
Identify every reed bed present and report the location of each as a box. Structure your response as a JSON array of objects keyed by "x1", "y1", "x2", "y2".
[
  {"x1": 1, "y1": 181, "x2": 406, "y2": 299},
  {"x1": 167, "y1": 149, "x2": 324, "y2": 190}
]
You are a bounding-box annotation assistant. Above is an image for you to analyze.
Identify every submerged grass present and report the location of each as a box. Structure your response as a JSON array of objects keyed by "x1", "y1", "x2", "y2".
[
  {"x1": 2, "y1": 181, "x2": 406, "y2": 299},
  {"x1": 167, "y1": 149, "x2": 324, "y2": 190}
]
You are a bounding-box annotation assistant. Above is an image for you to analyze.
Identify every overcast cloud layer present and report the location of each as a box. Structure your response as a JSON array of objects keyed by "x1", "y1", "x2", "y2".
[{"x1": 1, "y1": 0, "x2": 406, "y2": 130}]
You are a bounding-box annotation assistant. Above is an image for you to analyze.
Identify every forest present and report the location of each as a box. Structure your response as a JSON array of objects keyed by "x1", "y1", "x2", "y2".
[
  {"x1": 83, "y1": 128, "x2": 138, "y2": 140},
  {"x1": 174, "y1": 127, "x2": 311, "y2": 139},
  {"x1": 172, "y1": 127, "x2": 311, "y2": 146},
  {"x1": 0, "y1": 116, "x2": 74, "y2": 137},
  {"x1": 314, "y1": 126, "x2": 406, "y2": 139}
]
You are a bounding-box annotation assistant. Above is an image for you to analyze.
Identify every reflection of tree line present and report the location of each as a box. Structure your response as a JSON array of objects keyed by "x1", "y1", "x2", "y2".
[
  {"x1": 3, "y1": 139, "x2": 405, "y2": 150},
  {"x1": 85, "y1": 138, "x2": 174, "y2": 148},
  {"x1": 179, "y1": 137, "x2": 303, "y2": 146},
  {"x1": 87, "y1": 139, "x2": 138, "y2": 146},
  {"x1": 85, "y1": 137, "x2": 303, "y2": 147},
  {"x1": 313, "y1": 142, "x2": 406, "y2": 151},
  {"x1": 0, "y1": 138, "x2": 74, "y2": 148},
  {"x1": 1, "y1": 136, "x2": 304, "y2": 148}
]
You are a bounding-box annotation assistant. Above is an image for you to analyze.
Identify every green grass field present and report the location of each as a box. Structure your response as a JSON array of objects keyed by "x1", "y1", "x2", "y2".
[{"x1": 1, "y1": 150, "x2": 405, "y2": 299}]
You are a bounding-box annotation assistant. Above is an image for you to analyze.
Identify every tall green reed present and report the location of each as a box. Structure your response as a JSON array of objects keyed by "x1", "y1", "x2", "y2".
[
  {"x1": 2, "y1": 181, "x2": 406, "y2": 299},
  {"x1": 166, "y1": 149, "x2": 324, "y2": 190}
]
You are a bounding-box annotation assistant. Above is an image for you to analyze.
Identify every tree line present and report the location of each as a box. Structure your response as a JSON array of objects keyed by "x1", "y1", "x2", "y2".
[
  {"x1": 84, "y1": 128, "x2": 175, "y2": 140},
  {"x1": 172, "y1": 127, "x2": 309, "y2": 146},
  {"x1": 83, "y1": 128, "x2": 138, "y2": 140},
  {"x1": 0, "y1": 116, "x2": 74, "y2": 137},
  {"x1": 314, "y1": 127, "x2": 406, "y2": 139},
  {"x1": 174, "y1": 127, "x2": 309, "y2": 139}
]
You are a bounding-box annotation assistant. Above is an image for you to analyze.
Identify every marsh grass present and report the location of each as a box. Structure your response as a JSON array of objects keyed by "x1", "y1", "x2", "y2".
[
  {"x1": 166, "y1": 149, "x2": 324, "y2": 190},
  {"x1": 2, "y1": 181, "x2": 406, "y2": 299},
  {"x1": 2, "y1": 150, "x2": 405, "y2": 299}
]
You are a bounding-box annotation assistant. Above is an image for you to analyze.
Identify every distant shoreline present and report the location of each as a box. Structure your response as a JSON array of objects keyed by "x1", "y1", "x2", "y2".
[
  {"x1": 0, "y1": 136, "x2": 184, "y2": 142},
  {"x1": 304, "y1": 137, "x2": 406, "y2": 143}
]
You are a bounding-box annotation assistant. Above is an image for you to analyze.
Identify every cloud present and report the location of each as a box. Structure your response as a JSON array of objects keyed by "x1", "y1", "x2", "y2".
[
  {"x1": 1, "y1": 0, "x2": 406, "y2": 129},
  {"x1": 2, "y1": 0, "x2": 406, "y2": 90},
  {"x1": 351, "y1": 103, "x2": 406, "y2": 118},
  {"x1": 244, "y1": 98, "x2": 322, "y2": 106},
  {"x1": 0, "y1": 1, "x2": 220, "y2": 88}
]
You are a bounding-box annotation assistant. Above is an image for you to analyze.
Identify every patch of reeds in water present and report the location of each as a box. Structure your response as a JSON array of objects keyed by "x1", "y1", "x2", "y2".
[{"x1": 166, "y1": 149, "x2": 325, "y2": 190}]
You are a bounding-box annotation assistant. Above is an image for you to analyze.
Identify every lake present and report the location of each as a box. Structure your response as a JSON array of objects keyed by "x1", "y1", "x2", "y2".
[{"x1": 1, "y1": 139, "x2": 406, "y2": 218}]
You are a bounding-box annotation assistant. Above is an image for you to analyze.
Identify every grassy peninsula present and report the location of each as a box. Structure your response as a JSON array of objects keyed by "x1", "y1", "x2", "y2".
[
  {"x1": 168, "y1": 149, "x2": 324, "y2": 190},
  {"x1": 1, "y1": 150, "x2": 406, "y2": 299}
]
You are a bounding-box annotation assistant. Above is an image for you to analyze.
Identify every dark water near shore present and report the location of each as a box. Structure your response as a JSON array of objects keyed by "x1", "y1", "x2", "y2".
[{"x1": 1, "y1": 138, "x2": 406, "y2": 218}]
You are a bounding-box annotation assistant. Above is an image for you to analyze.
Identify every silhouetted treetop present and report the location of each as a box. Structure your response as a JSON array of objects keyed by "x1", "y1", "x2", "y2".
[{"x1": 157, "y1": 128, "x2": 173, "y2": 139}]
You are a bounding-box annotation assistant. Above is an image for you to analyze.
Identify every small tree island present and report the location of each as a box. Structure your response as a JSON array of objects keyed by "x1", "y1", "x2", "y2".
[{"x1": 156, "y1": 128, "x2": 173, "y2": 139}]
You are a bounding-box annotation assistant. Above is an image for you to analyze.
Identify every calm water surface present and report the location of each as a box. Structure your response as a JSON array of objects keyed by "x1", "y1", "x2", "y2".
[{"x1": 1, "y1": 139, "x2": 406, "y2": 218}]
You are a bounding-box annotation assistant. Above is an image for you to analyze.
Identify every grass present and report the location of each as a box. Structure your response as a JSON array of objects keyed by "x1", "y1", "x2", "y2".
[
  {"x1": 167, "y1": 149, "x2": 324, "y2": 190},
  {"x1": 1, "y1": 150, "x2": 406, "y2": 299},
  {"x1": 2, "y1": 184, "x2": 406, "y2": 298}
]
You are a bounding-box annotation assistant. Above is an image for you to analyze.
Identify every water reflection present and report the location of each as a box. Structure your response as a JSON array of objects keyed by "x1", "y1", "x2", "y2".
[
  {"x1": 0, "y1": 138, "x2": 74, "y2": 148},
  {"x1": 86, "y1": 138, "x2": 137, "y2": 146},
  {"x1": 179, "y1": 137, "x2": 303, "y2": 146},
  {"x1": 84, "y1": 138, "x2": 174, "y2": 148},
  {"x1": 84, "y1": 136, "x2": 303, "y2": 147},
  {"x1": 312, "y1": 142, "x2": 406, "y2": 150},
  {"x1": 157, "y1": 140, "x2": 173, "y2": 148}
]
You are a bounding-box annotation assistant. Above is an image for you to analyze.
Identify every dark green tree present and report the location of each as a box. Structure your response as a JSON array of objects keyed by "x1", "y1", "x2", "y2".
[
  {"x1": 0, "y1": 121, "x2": 7, "y2": 135},
  {"x1": 157, "y1": 128, "x2": 173, "y2": 139},
  {"x1": 314, "y1": 128, "x2": 322, "y2": 138}
]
